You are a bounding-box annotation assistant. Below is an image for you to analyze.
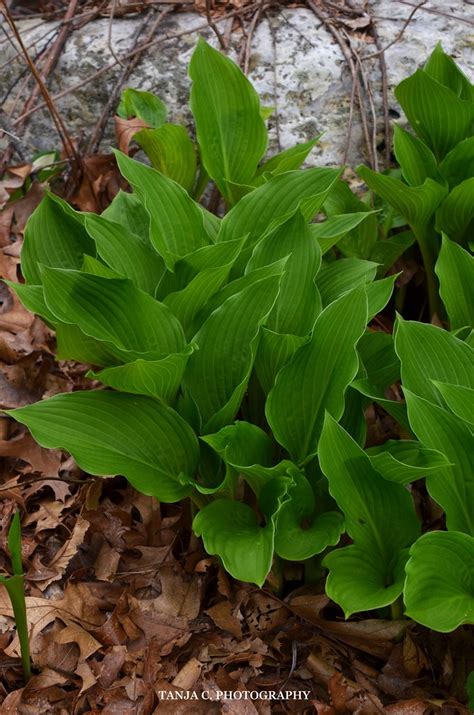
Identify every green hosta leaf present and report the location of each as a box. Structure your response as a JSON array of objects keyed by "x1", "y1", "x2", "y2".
[
  {"x1": 423, "y1": 43, "x2": 474, "y2": 101},
  {"x1": 310, "y1": 212, "x2": 377, "y2": 255},
  {"x1": 316, "y1": 258, "x2": 378, "y2": 307},
  {"x1": 367, "y1": 440, "x2": 452, "y2": 485},
  {"x1": 7, "y1": 391, "x2": 199, "y2": 502},
  {"x1": 274, "y1": 472, "x2": 344, "y2": 561},
  {"x1": 436, "y1": 178, "x2": 474, "y2": 247},
  {"x1": 81, "y1": 254, "x2": 119, "y2": 278},
  {"x1": 135, "y1": 124, "x2": 196, "y2": 194},
  {"x1": 189, "y1": 39, "x2": 267, "y2": 204},
  {"x1": 88, "y1": 345, "x2": 194, "y2": 403},
  {"x1": 439, "y1": 137, "x2": 474, "y2": 188},
  {"x1": 255, "y1": 328, "x2": 307, "y2": 395},
  {"x1": 395, "y1": 69, "x2": 474, "y2": 159},
  {"x1": 5, "y1": 282, "x2": 56, "y2": 324},
  {"x1": 84, "y1": 214, "x2": 165, "y2": 295},
  {"x1": 193, "y1": 477, "x2": 291, "y2": 586},
  {"x1": 365, "y1": 274, "x2": 397, "y2": 320},
  {"x1": 351, "y1": 379, "x2": 411, "y2": 434},
  {"x1": 56, "y1": 323, "x2": 121, "y2": 366},
  {"x1": 404, "y1": 531, "x2": 474, "y2": 632},
  {"x1": 393, "y1": 125, "x2": 442, "y2": 187},
  {"x1": 114, "y1": 151, "x2": 209, "y2": 267},
  {"x1": 435, "y1": 236, "x2": 474, "y2": 329},
  {"x1": 184, "y1": 272, "x2": 282, "y2": 433},
  {"x1": 323, "y1": 181, "x2": 378, "y2": 260},
  {"x1": 433, "y1": 381, "x2": 474, "y2": 425},
  {"x1": 253, "y1": 138, "x2": 318, "y2": 182},
  {"x1": 369, "y1": 231, "x2": 415, "y2": 274},
  {"x1": 395, "y1": 317, "x2": 474, "y2": 405},
  {"x1": 247, "y1": 210, "x2": 321, "y2": 335},
  {"x1": 404, "y1": 389, "x2": 474, "y2": 535},
  {"x1": 266, "y1": 286, "x2": 368, "y2": 463},
  {"x1": 117, "y1": 88, "x2": 167, "y2": 128},
  {"x1": 42, "y1": 267, "x2": 186, "y2": 361},
  {"x1": 102, "y1": 190, "x2": 150, "y2": 243},
  {"x1": 357, "y1": 331, "x2": 400, "y2": 388},
  {"x1": 319, "y1": 414, "x2": 420, "y2": 616},
  {"x1": 21, "y1": 193, "x2": 95, "y2": 284}
]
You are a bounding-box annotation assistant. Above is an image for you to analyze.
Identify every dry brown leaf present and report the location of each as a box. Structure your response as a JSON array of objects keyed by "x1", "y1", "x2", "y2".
[
  {"x1": 172, "y1": 657, "x2": 202, "y2": 690},
  {"x1": 206, "y1": 600, "x2": 243, "y2": 639},
  {"x1": 38, "y1": 515, "x2": 90, "y2": 588}
]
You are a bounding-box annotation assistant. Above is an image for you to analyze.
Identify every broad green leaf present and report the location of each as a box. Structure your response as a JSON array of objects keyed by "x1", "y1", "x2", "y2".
[
  {"x1": 189, "y1": 39, "x2": 267, "y2": 204},
  {"x1": 255, "y1": 328, "x2": 307, "y2": 395},
  {"x1": 184, "y1": 272, "x2": 282, "y2": 433},
  {"x1": 114, "y1": 150, "x2": 209, "y2": 267},
  {"x1": 439, "y1": 137, "x2": 474, "y2": 188},
  {"x1": 310, "y1": 212, "x2": 377, "y2": 255},
  {"x1": 404, "y1": 531, "x2": 474, "y2": 632},
  {"x1": 89, "y1": 345, "x2": 194, "y2": 403},
  {"x1": 4, "y1": 282, "x2": 56, "y2": 324},
  {"x1": 135, "y1": 124, "x2": 196, "y2": 194},
  {"x1": 81, "y1": 254, "x2": 120, "y2": 278},
  {"x1": 319, "y1": 414, "x2": 420, "y2": 616},
  {"x1": 365, "y1": 274, "x2": 397, "y2": 320},
  {"x1": 369, "y1": 231, "x2": 415, "y2": 274},
  {"x1": 84, "y1": 214, "x2": 165, "y2": 295},
  {"x1": 247, "y1": 210, "x2": 321, "y2": 335},
  {"x1": 395, "y1": 69, "x2": 474, "y2": 159},
  {"x1": 395, "y1": 317, "x2": 474, "y2": 405},
  {"x1": 435, "y1": 236, "x2": 474, "y2": 329},
  {"x1": 274, "y1": 472, "x2": 344, "y2": 561},
  {"x1": 357, "y1": 330, "x2": 400, "y2": 388},
  {"x1": 7, "y1": 391, "x2": 199, "y2": 502},
  {"x1": 367, "y1": 440, "x2": 452, "y2": 485},
  {"x1": 404, "y1": 389, "x2": 474, "y2": 535},
  {"x1": 193, "y1": 477, "x2": 291, "y2": 586},
  {"x1": 393, "y1": 125, "x2": 442, "y2": 187},
  {"x1": 351, "y1": 378, "x2": 411, "y2": 434},
  {"x1": 266, "y1": 286, "x2": 368, "y2": 463},
  {"x1": 117, "y1": 88, "x2": 167, "y2": 127},
  {"x1": 21, "y1": 193, "x2": 95, "y2": 284},
  {"x1": 102, "y1": 190, "x2": 150, "y2": 242},
  {"x1": 423, "y1": 43, "x2": 474, "y2": 101},
  {"x1": 56, "y1": 323, "x2": 121, "y2": 366},
  {"x1": 42, "y1": 267, "x2": 186, "y2": 361},
  {"x1": 436, "y1": 178, "x2": 474, "y2": 247},
  {"x1": 316, "y1": 258, "x2": 378, "y2": 307},
  {"x1": 432, "y1": 381, "x2": 474, "y2": 426},
  {"x1": 253, "y1": 138, "x2": 318, "y2": 181},
  {"x1": 323, "y1": 180, "x2": 378, "y2": 260}
]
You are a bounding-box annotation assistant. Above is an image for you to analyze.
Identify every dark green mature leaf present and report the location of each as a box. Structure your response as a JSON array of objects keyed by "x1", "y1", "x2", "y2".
[
  {"x1": 395, "y1": 69, "x2": 474, "y2": 159},
  {"x1": 5, "y1": 283, "x2": 56, "y2": 324},
  {"x1": 266, "y1": 286, "x2": 368, "y2": 463},
  {"x1": 439, "y1": 137, "x2": 474, "y2": 188},
  {"x1": 357, "y1": 331, "x2": 400, "y2": 388},
  {"x1": 435, "y1": 236, "x2": 474, "y2": 329},
  {"x1": 189, "y1": 38, "x2": 267, "y2": 203},
  {"x1": 7, "y1": 391, "x2": 199, "y2": 502},
  {"x1": 404, "y1": 531, "x2": 474, "y2": 632},
  {"x1": 365, "y1": 274, "x2": 397, "y2": 320},
  {"x1": 184, "y1": 272, "x2": 282, "y2": 433},
  {"x1": 247, "y1": 210, "x2": 321, "y2": 335},
  {"x1": 351, "y1": 379, "x2": 411, "y2": 434},
  {"x1": 193, "y1": 477, "x2": 291, "y2": 586},
  {"x1": 42, "y1": 267, "x2": 186, "y2": 361},
  {"x1": 369, "y1": 231, "x2": 415, "y2": 274},
  {"x1": 253, "y1": 138, "x2": 318, "y2": 182},
  {"x1": 423, "y1": 43, "x2": 474, "y2": 101},
  {"x1": 323, "y1": 180, "x2": 378, "y2": 260},
  {"x1": 316, "y1": 258, "x2": 377, "y2": 307},
  {"x1": 114, "y1": 151, "x2": 209, "y2": 267},
  {"x1": 393, "y1": 125, "x2": 442, "y2": 187},
  {"x1": 395, "y1": 317, "x2": 474, "y2": 405},
  {"x1": 135, "y1": 124, "x2": 196, "y2": 194},
  {"x1": 367, "y1": 440, "x2": 452, "y2": 485},
  {"x1": 21, "y1": 193, "x2": 95, "y2": 284},
  {"x1": 310, "y1": 212, "x2": 377, "y2": 255},
  {"x1": 56, "y1": 323, "x2": 121, "y2": 366},
  {"x1": 84, "y1": 214, "x2": 165, "y2": 295},
  {"x1": 319, "y1": 414, "x2": 420, "y2": 617},
  {"x1": 433, "y1": 381, "x2": 474, "y2": 425},
  {"x1": 102, "y1": 190, "x2": 150, "y2": 242},
  {"x1": 404, "y1": 389, "x2": 474, "y2": 535},
  {"x1": 117, "y1": 88, "x2": 167, "y2": 127},
  {"x1": 436, "y1": 178, "x2": 474, "y2": 246},
  {"x1": 255, "y1": 329, "x2": 307, "y2": 395}
]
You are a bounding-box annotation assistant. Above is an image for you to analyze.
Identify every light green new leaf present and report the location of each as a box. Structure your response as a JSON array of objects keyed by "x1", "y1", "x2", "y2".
[
  {"x1": 117, "y1": 87, "x2": 167, "y2": 128},
  {"x1": 439, "y1": 137, "x2": 474, "y2": 188},
  {"x1": 367, "y1": 440, "x2": 452, "y2": 485},
  {"x1": 21, "y1": 193, "x2": 95, "y2": 284},
  {"x1": 7, "y1": 391, "x2": 199, "y2": 502},
  {"x1": 266, "y1": 286, "x2": 368, "y2": 463},
  {"x1": 89, "y1": 345, "x2": 194, "y2": 403},
  {"x1": 404, "y1": 531, "x2": 474, "y2": 632},
  {"x1": 365, "y1": 274, "x2": 397, "y2": 320},
  {"x1": 5, "y1": 282, "x2": 56, "y2": 324},
  {"x1": 436, "y1": 178, "x2": 474, "y2": 247},
  {"x1": 56, "y1": 323, "x2": 122, "y2": 366},
  {"x1": 319, "y1": 414, "x2": 420, "y2": 616},
  {"x1": 184, "y1": 272, "x2": 282, "y2": 433},
  {"x1": 316, "y1": 258, "x2": 378, "y2": 307},
  {"x1": 114, "y1": 151, "x2": 209, "y2": 267},
  {"x1": 255, "y1": 328, "x2": 307, "y2": 395},
  {"x1": 135, "y1": 124, "x2": 196, "y2": 194},
  {"x1": 393, "y1": 124, "x2": 442, "y2": 187},
  {"x1": 84, "y1": 214, "x2": 165, "y2": 295},
  {"x1": 102, "y1": 190, "x2": 150, "y2": 243},
  {"x1": 193, "y1": 477, "x2": 291, "y2": 586},
  {"x1": 189, "y1": 39, "x2": 267, "y2": 204},
  {"x1": 42, "y1": 267, "x2": 186, "y2": 361},
  {"x1": 423, "y1": 43, "x2": 474, "y2": 101},
  {"x1": 395, "y1": 317, "x2": 474, "y2": 405},
  {"x1": 274, "y1": 471, "x2": 344, "y2": 561},
  {"x1": 310, "y1": 212, "x2": 377, "y2": 255},
  {"x1": 404, "y1": 389, "x2": 474, "y2": 535},
  {"x1": 433, "y1": 381, "x2": 474, "y2": 426},
  {"x1": 253, "y1": 138, "x2": 318, "y2": 182},
  {"x1": 395, "y1": 69, "x2": 474, "y2": 159},
  {"x1": 435, "y1": 236, "x2": 474, "y2": 329},
  {"x1": 247, "y1": 210, "x2": 321, "y2": 335}
]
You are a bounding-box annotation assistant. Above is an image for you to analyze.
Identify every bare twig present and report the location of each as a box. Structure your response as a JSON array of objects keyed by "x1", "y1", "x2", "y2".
[
  {"x1": 266, "y1": 12, "x2": 281, "y2": 151},
  {"x1": 107, "y1": 0, "x2": 126, "y2": 67},
  {"x1": 371, "y1": 18, "x2": 391, "y2": 168},
  {"x1": 362, "y1": 0, "x2": 427, "y2": 59},
  {"x1": 205, "y1": 0, "x2": 227, "y2": 50},
  {"x1": 242, "y1": 0, "x2": 265, "y2": 74},
  {"x1": 397, "y1": 0, "x2": 474, "y2": 26}
]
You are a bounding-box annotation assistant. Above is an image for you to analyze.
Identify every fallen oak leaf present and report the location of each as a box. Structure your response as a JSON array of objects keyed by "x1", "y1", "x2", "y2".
[
  {"x1": 37, "y1": 515, "x2": 90, "y2": 588},
  {"x1": 54, "y1": 620, "x2": 102, "y2": 661}
]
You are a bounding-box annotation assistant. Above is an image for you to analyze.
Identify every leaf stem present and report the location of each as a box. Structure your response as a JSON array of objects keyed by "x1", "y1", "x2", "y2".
[
  {"x1": 4, "y1": 576, "x2": 31, "y2": 683},
  {"x1": 390, "y1": 595, "x2": 404, "y2": 621}
]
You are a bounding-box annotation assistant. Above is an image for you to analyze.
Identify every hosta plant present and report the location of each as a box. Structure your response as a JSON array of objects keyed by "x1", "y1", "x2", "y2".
[{"x1": 4, "y1": 40, "x2": 474, "y2": 637}]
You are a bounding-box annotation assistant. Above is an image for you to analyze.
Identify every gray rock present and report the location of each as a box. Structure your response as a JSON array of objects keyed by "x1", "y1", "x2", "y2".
[{"x1": 1, "y1": 1, "x2": 472, "y2": 168}]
